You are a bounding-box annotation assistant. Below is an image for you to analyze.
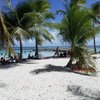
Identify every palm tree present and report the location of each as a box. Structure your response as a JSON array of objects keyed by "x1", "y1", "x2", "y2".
[
  {"x1": 58, "y1": 1, "x2": 100, "y2": 72},
  {"x1": 91, "y1": 1, "x2": 100, "y2": 54},
  {"x1": 0, "y1": 11, "x2": 15, "y2": 56},
  {"x1": 3, "y1": 0, "x2": 30, "y2": 60},
  {"x1": 16, "y1": 0, "x2": 54, "y2": 59},
  {"x1": 26, "y1": 11, "x2": 54, "y2": 58}
]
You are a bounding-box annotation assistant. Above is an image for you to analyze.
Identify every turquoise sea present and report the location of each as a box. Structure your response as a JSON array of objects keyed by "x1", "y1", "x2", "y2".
[
  {"x1": 0, "y1": 46, "x2": 100, "y2": 58},
  {"x1": 0, "y1": 46, "x2": 56, "y2": 58}
]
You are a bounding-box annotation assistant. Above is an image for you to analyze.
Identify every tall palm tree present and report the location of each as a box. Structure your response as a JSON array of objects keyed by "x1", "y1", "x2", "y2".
[
  {"x1": 26, "y1": 11, "x2": 54, "y2": 58},
  {"x1": 16, "y1": 0, "x2": 54, "y2": 59},
  {"x1": 3, "y1": 0, "x2": 30, "y2": 60},
  {"x1": 0, "y1": 11, "x2": 15, "y2": 56},
  {"x1": 58, "y1": 1, "x2": 100, "y2": 72},
  {"x1": 91, "y1": 1, "x2": 100, "y2": 54}
]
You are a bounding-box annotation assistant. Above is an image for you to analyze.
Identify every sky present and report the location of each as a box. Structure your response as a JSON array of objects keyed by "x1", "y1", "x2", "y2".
[
  {"x1": 45, "y1": 0, "x2": 100, "y2": 47},
  {"x1": 0, "y1": 0, "x2": 100, "y2": 47}
]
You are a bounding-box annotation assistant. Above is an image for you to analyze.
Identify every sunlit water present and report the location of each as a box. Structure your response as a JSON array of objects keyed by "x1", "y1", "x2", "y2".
[
  {"x1": 0, "y1": 46, "x2": 100, "y2": 59},
  {"x1": 0, "y1": 48, "x2": 55, "y2": 58}
]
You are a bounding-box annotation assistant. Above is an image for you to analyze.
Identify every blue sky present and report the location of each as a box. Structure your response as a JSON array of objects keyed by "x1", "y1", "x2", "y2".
[
  {"x1": 0, "y1": 0, "x2": 100, "y2": 47},
  {"x1": 44, "y1": 0, "x2": 100, "y2": 47}
]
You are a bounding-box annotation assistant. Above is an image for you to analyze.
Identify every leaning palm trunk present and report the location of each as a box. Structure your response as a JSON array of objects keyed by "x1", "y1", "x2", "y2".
[
  {"x1": 19, "y1": 35, "x2": 23, "y2": 60},
  {"x1": 93, "y1": 36, "x2": 97, "y2": 54},
  {"x1": 8, "y1": 49, "x2": 11, "y2": 57},
  {"x1": 35, "y1": 39, "x2": 39, "y2": 59},
  {"x1": 93, "y1": 21, "x2": 97, "y2": 54},
  {"x1": 66, "y1": 57, "x2": 73, "y2": 68}
]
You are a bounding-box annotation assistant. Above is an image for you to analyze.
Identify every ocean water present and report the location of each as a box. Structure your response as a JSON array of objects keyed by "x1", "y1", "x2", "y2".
[
  {"x1": 0, "y1": 46, "x2": 100, "y2": 58},
  {"x1": 0, "y1": 46, "x2": 55, "y2": 58}
]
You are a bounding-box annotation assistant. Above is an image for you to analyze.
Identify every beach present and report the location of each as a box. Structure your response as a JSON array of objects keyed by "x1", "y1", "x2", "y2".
[
  {"x1": 0, "y1": 57, "x2": 100, "y2": 100},
  {"x1": 0, "y1": 0, "x2": 100, "y2": 99}
]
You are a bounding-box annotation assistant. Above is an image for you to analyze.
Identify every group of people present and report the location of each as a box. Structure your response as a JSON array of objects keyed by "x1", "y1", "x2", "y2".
[
  {"x1": 0, "y1": 52, "x2": 35, "y2": 65},
  {"x1": 0, "y1": 53, "x2": 20, "y2": 65},
  {"x1": 54, "y1": 47, "x2": 70, "y2": 57},
  {"x1": 0, "y1": 47, "x2": 70, "y2": 65},
  {"x1": 28, "y1": 54, "x2": 34, "y2": 59}
]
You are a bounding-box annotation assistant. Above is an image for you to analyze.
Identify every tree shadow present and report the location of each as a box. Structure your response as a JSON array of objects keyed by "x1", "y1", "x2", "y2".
[
  {"x1": 0, "y1": 63, "x2": 21, "y2": 69},
  {"x1": 71, "y1": 71, "x2": 96, "y2": 76},
  {"x1": 0, "y1": 82, "x2": 7, "y2": 88},
  {"x1": 96, "y1": 98, "x2": 100, "y2": 100},
  {"x1": 67, "y1": 85, "x2": 100, "y2": 100},
  {"x1": 20, "y1": 59, "x2": 38, "y2": 64},
  {"x1": 0, "y1": 59, "x2": 39, "y2": 69},
  {"x1": 30, "y1": 64, "x2": 71, "y2": 75},
  {"x1": 30, "y1": 64, "x2": 94, "y2": 76}
]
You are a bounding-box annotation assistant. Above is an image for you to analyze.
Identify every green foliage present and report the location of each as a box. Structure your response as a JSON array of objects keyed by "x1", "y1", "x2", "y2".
[
  {"x1": 2, "y1": 0, "x2": 31, "y2": 59},
  {"x1": 15, "y1": 0, "x2": 54, "y2": 43},
  {"x1": 92, "y1": 1, "x2": 100, "y2": 16},
  {"x1": 89, "y1": 1, "x2": 100, "y2": 54},
  {"x1": 0, "y1": 12, "x2": 15, "y2": 55},
  {"x1": 12, "y1": 0, "x2": 55, "y2": 58},
  {"x1": 58, "y1": 2, "x2": 100, "y2": 72}
]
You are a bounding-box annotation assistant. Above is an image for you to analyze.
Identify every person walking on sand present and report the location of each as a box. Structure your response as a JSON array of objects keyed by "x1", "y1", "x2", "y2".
[{"x1": 54, "y1": 47, "x2": 59, "y2": 57}]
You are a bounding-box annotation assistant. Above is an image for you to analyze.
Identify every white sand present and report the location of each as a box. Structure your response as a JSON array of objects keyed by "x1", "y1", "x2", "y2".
[{"x1": 0, "y1": 57, "x2": 100, "y2": 100}]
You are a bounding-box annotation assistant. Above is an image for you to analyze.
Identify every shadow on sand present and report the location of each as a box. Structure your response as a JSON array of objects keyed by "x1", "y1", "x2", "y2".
[
  {"x1": 30, "y1": 64, "x2": 95, "y2": 76},
  {"x1": 0, "y1": 59, "x2": 39, "y2": 69},
  {"x1": 20, "y1": 59, "x2": 39, "y2": 64},
  {"x1": 67, "y1": 85, "x2": 100, "y2": 100},
  {"x1": 30, "y1": 64, "x2": 71, "y2": 75},
  {"x1": 0, "y1": 63, "x2": 20, "y2": 69}
]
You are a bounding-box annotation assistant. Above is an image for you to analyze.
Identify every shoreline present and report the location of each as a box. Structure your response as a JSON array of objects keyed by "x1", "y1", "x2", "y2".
[{"x1": 32, "y1": 47, "x2": 69, "y2": 51}]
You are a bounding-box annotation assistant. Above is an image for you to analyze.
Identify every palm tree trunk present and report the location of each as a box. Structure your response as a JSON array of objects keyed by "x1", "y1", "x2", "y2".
[
  {"x1": 19, "y1": 36, "x2": 23, "y2": 60},
  {"x1": 93, "y1": 21, "x2": 97, "y2": 54},
  {"x1": 93, "y1": 36, "x2": 97, "y2": 54},
  {"x1": 66, "y1": 57, "x2": 73, "y2": 68},
  {"x1": 35, "y1": 39, "x2": 39, "y2": 59},
  {"x1": 8, "y1": 49, "x2": 11, "y2": 57}
]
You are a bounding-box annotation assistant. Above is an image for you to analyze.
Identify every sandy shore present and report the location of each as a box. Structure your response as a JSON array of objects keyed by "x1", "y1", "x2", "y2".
[{"x1": 0, "y1": 57, "x2": 100, "y2": 100}]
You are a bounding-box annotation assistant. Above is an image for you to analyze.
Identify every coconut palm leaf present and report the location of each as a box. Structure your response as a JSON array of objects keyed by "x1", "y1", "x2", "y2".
[
  {"x1": 0, "y1": 12, "x2": 11, "y2": 43},
  {"x1": 58, "y1": 2, "x2": 100, "y2": 74},
  {"x1": 11, "y1": 27, "x2": 30, "y2": 40},
  {"x1": 38, "y1": 28, "x2": 54, "y2": 42},
  {"x1": 92, "y1": 1, "x2": 100, "y2": 16},
  {"x1": 70, "y1": 0, "x2": 86, "y2": 7},
  {"x1": 43, "y1": 22, "x2": 58, "y2": 29},
  {"x1": 3, "y1": 0, "x2": 14, "y2": 12},
  {"x1": 0, "y1": 11, "x2": 15, "y2": 56}
]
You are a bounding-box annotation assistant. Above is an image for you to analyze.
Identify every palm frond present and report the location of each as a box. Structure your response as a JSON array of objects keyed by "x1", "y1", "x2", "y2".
[
  {"x1": 58, "y1": 3, "x2": 98, "y2": 72},
  {"x1": 39, "y1": 28, "x2": 54, "y2": 42},
  {"x1": 12, "y1": 27, "x2": 30, "y2": 40}
]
